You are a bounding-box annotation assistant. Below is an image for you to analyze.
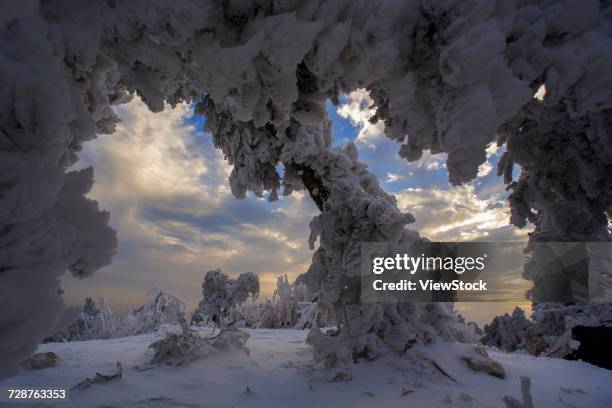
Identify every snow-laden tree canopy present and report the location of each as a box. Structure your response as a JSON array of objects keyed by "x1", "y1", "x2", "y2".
[
  {"x1": 1, "y1": 0, "x2": 611, "y2": 376},
  {"x1": 197, "y1": 269, "x2": 260, "y2": 325}
]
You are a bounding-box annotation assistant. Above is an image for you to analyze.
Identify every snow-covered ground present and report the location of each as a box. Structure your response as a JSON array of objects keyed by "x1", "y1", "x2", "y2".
[{"x1": 2, "y1": 327, "x2": 610, "y2": 408}]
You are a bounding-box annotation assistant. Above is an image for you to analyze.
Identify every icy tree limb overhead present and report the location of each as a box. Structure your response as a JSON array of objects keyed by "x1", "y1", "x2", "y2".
[{"x1": 1, "y1": 0, "x2": 612, "y2": 376}]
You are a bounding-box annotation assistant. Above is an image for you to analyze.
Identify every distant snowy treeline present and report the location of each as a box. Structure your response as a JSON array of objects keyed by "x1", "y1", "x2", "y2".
[
  {"x1": 49, "y1": 272, "x2": 334, "y2": 342},
  {"x1": 215, "y1": 274, "x2": 334, "y2": 329},
  {"x1": 192, "y1": 271, "x2": 335, "y2": 330},
  {"x1": 46, "y1": 288, "x2": 189, "y2": 342}
]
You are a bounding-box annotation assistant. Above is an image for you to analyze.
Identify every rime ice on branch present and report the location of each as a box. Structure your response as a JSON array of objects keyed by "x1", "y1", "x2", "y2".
[{"x1": 2, "y1": 0, "x2": 612, "y2": 375}]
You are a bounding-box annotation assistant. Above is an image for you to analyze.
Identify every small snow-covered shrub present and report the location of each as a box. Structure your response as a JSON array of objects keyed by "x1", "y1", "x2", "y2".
[
  {"x1": 148, "y1": 326, "x2": 249, "y2": 366},
  {"x1": 226, "y1": 274, "x2": 335, "y2": 329},
  {"x1": 482, "y1": 307, "x2": 532, "y2": 352},
  {"x1": 483, "y1": 303, "x2": 612, "y2": 361},
  {"x1": 524, "y1": 302, "x2": 612, "y2": 357},
  {"x1": 136, "y1": 288, "x2": 190, "y2": 330}
]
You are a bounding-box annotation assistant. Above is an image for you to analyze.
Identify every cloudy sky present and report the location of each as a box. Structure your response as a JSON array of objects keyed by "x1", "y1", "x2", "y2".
[{"x1": 64, "y1": 91, "x2": 532, "y2": 325}]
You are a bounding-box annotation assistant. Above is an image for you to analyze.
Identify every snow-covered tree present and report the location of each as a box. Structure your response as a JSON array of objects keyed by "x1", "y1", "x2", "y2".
[
  {"x1": 82, "y1": 298, "x2": 99, "y2": 317},
  {"x1": 196, "y1": 270, "x2": 260, "y2": 327},
  {"x1": 482, "y1": 307, "x2": 532, "y2": 352},
  {"x1": 239, "y1": 274, "x2": 334, "y2": 329},
  {"x1": 2, "y1": 0, "x2": 612, "y2": 375},
  {"x1": 253, "y1": 275, "x2": 302, "y2": 328},
  {"x1": 226, "y1": 297, "x2": 262, "y2": 328}
]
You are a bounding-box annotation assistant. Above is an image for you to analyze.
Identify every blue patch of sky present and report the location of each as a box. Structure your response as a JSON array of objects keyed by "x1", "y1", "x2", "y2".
[
  {"x1": 326, "y1": 99, "x2": 452, "y2": 192},
  {"x1": 326, "y1": 99, "x2": 358, "y2": 149}
]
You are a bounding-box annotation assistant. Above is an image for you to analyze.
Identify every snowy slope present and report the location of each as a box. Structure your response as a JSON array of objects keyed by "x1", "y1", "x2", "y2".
[{"x1": 1, "y1": 327, "x2": 610, "y2": 408}]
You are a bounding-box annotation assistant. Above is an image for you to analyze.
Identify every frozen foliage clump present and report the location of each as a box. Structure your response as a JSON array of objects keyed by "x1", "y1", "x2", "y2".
[
  {"x1": 456, "y1": 313, "x2": 483, "y2": 338},
  {"x1": 49, "y1": 290, "x2": 188, "y2": 341},
  {"x1": 196, "y1": 270, "x2": 260, "y2": 327},
  {"x1": 3, "y1": 0, "x2": 612, "y2": 375},
  {"x1": 294, "y1": 302, "x2": 334, "y2": 330},
  {"x1": 269, "y1": 275, "x2": 300, "y2": 327},
  {"x1": 482, "y1": 307, "x2": 532, "y2": 352},
  {"x1": 137, "y1": 288, "x2": 190, "y2": 330},
  {"x1": 524, "y1": 303, "x2": 612, "y2": 357},
  {"x1": 245, "y1": 274, "x2": 334, "y2": 329},
  {"x1": 226, "y1": 297, "x2": 262, "y2": 328},
  {"x1": 1, "y1": 167, "x2": 116, "y2": 376},
  {"x1": 64, "y1": 297, "x2": 117, "y2": 341},
  {"x1": 214, "y1": 274, "x2": 333, "y2": 329},
  {"x1": 148, "y1": 325, "x2": 249, "y2": 366},
  {"x1": 523, "y1": 243, "x2": 612, "y2": 357},
  {"x1": 255, "y1": 275, "x2": 302, "y2": 328}
]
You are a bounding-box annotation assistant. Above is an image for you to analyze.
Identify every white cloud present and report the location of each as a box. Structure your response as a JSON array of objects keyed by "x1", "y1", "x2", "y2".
[
  {"x1": 334, "y1": 90, "x2": 528, "y2": 245},
  {"x1": 386, "y1": 172, "x2": 400, "y2": 182},
  {"x1": 414, "y1": 150, "x2": 447, "y2": 171},
  {"x1": 534, "y1": 83, "x2": 547, "y2": 101},
  {"x1": 63, "y1": 99, "x2": 530, "y2": 316},
  {"x1": 477, "y1": 143, "x2": 502, "y2": 177},
  {"x1": 395, "y1": 184, "x2": 529, "y2": 242},
  {"x1": 64, "y1": 100, "x2": 317, "y2": 311},
  {"x1": 336, "y1": 89, "x2": 385, "y2": 147},
  {"x1": 336, "y1": 90, "x2": 447, "y2": 181}
]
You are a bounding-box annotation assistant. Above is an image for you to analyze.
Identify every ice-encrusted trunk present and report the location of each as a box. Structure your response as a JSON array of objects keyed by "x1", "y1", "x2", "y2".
[{"x1": 201, "y1": 96, "x2": 469, "y2": 364}]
